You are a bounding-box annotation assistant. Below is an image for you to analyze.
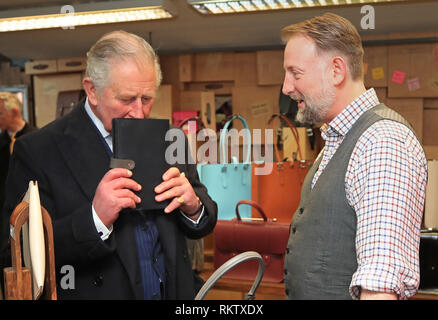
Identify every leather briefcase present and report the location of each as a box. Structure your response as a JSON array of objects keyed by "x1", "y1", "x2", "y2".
[
  {"x1": 213, "y1": 200, "x2": 290, "y2": 283},
  {"x1": 56, "y1": 90, "x2": 85, "y2": 119}
]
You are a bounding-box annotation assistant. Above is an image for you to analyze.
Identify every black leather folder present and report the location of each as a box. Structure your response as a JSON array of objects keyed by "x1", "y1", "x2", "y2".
[{"x1": 112, "y1": 118, "x2": 170, "y2": 210}]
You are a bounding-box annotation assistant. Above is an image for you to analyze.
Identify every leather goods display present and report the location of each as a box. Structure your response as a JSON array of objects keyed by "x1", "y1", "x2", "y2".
[
  {"x1": 112, "y1": 118, "x2": 170, "y2": 210},
  {"x1": 251, "y1": 114, "x2": 312, "y2": 223},
  {"x1": 213, "y1": 200, "x2": 290, "y2": 283},
  {"x1": 197, "y1": 115, "x2": 252, "y2": 220},
  {"x1": 56, "y1": 90, "x2": 86, "y2": 119}
]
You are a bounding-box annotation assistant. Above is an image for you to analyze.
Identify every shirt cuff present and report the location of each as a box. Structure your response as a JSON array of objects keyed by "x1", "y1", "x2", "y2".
[
  {"x1": 180, "y1": 205, "x2": 205, "y2": 225},
  {"x1": 92, "y1": 205, "x2": 113, "y2": 241}
]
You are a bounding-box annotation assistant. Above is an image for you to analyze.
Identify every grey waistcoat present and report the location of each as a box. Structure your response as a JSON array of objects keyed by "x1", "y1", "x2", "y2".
[{"x1": 284, "y1": 103, "x2": 414, "y2": 300}]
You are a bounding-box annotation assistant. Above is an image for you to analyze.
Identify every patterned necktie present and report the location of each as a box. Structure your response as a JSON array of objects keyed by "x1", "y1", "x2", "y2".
[{"x1": 9, "y1": 132, "x2": 16, "y2": 155}]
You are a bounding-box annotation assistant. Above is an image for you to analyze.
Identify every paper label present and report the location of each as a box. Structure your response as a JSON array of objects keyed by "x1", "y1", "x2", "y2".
[
  {"x1": 42, "y1": 83, "x2": 57, "y2": 96},
  {"x1": 250, "y1": 102, "x2": 270, "y2": 118},
  {"x1": 392, "y1": 70, "x2": 406, "y2": 84},
  {"x1": 407, "y1": 77, "x2": 421, "y2": 91},
  {"x1": 372, "y1": 67, "x2": 385, "y2": 80},
  {"x1": 428, "y1": 78, "x2": 438, "y2": 91}
]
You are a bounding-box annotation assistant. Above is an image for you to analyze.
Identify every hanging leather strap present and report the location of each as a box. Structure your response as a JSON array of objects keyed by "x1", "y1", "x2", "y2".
[{"x1": 268, "y1": 114, "x2": 303, "y2": 161}]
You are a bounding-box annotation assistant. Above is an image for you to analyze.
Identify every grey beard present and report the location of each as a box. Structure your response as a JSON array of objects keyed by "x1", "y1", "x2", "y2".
[
  {"x1": 294, "y1": 87, "x2": 335, "y2": 124},
  {"x1": 295, "y1": 100, "x2": 330, "y2": 124}
]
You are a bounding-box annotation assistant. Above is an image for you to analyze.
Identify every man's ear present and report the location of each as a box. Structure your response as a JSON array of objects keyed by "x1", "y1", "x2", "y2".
[
  {"x1": 82, "y1": 77, "x2": 99, "y2": 106},
  {"x1": 330, "y1": 56, "x2": 347, "y2": 86},
  {"x1": 11, "y1": 106, "x2": 20, "y2": 117}
]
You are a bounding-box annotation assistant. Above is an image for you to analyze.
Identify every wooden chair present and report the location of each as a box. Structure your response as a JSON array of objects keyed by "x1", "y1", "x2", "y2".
[{"x1": 3, "y1": 201, "x2": 57, "y2": 300}]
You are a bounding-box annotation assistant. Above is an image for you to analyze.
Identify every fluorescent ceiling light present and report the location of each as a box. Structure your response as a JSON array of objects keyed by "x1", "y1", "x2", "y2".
[
  {"x1": 0, "y1": 5, "x2": 173, "y2": 32},
  {"x1": 188, "y1": 0, "x2": 413, "y2": 14}
]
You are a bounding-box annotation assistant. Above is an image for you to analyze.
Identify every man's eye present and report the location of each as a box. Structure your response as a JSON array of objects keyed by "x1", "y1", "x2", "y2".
[{"x1": 121, "y1": 98, "x2": 133, "y2": 104}]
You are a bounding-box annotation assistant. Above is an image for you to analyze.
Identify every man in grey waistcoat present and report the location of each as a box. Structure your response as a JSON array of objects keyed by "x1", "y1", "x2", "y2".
[{"x1": 282, "y1": 13, "x2": 427, "y2": 300}]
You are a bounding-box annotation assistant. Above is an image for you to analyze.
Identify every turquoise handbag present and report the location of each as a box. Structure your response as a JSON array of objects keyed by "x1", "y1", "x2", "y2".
[{"x1": 197, "y1": 115, "x2": 252, "y2": 220}]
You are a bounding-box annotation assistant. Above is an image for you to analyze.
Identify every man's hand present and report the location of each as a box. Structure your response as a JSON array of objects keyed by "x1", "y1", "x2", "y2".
[
  {"x1": 92, "y1": 168, "x2": 142, "y2": 227},
  {"x1": 154, "y1": 167, "x2": 201, "y2": 217}
]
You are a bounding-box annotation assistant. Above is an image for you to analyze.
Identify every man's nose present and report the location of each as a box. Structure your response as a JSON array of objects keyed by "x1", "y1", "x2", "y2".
[
  {"x1": 282, "y1": 74, "x2": 295, "y2": 96},
  {"x1": 130, "y1": 99, "x2": 144, "y2": 118}
]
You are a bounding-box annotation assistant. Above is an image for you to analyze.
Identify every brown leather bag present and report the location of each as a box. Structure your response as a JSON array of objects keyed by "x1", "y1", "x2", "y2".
[
  {"x1": 56, "y1": 90, "x2": 85, "y2": 119},
  {"x1": 251, "y1": 114, "x2": 312, "y2": 223},
  {"x1": 213, "y1": 200, "x2": 290, "y2": 283}
]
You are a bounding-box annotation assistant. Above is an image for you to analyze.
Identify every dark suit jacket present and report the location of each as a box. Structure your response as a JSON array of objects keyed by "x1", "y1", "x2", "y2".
[
  {"x1": 0, "y1": 123, "x2": 36, "y2": 208},
  {"x1": 0, "y1": 123, "x2": 37, "y2": 235},
  {"x1": 0, "y1": 104, "x2": 217, "y2": 300}
]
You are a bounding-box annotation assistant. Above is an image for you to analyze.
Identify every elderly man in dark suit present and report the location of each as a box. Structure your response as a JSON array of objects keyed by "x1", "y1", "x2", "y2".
[{"x1": 0, "y1": 30, "x2": 217, "y2": 300}]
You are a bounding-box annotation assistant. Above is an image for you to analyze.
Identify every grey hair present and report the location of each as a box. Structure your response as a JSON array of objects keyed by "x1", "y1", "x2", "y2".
[{"x1": 85, "y1": 30, "x2": 162, "y2": 92}]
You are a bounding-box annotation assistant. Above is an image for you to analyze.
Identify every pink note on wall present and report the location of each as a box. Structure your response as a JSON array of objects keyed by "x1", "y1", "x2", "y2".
[
  {"x1": 407, "y1": 77, "x2": 421, "y2": 91},
  {"x1": 392, "y1": 70, "x2": 406, "y2": 84}
]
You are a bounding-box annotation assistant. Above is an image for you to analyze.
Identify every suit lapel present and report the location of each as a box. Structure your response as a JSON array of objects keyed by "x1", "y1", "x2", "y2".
[
  {"x1": 114, "y1": 212, "x2": 143, "y2": 299},
  {"x1": 54, "y1": 105, "x2": 110, "y2": 202}
]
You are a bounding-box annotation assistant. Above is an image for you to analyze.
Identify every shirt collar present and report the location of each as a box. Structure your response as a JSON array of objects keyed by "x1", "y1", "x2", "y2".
[
  {"x1": 8, "y1": 123, "x2": 26, "y2": 138},
  {"x1": 84, "y1": 97, "x2": 111, "y2": 139},
  {"x1": 323, "y1": 88, "x2": 380, "y2": 138}
]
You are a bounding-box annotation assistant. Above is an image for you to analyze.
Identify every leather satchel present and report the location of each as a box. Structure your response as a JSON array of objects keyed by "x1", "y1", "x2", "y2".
[
  {"x1": 56, "y1": 90, "x2": 85, "y2": 119},
  {"x1": 251, "y1": 114, "x2": 312, "y2": 223},
  {"x1": 213, "y1": 200, "x2": 290, "y2": 283},
  {"x1": 197, "y1": 115, "x2": 253, "y2": 220}
]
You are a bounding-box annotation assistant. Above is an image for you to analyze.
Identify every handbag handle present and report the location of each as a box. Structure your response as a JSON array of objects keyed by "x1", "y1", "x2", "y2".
[
  {"x1": 235, "y1": 200, "x2": 267, "y2": 221},
  {"x1": 177, "y1": 116, "x2": 206, "y2": 132},
  {"x1": 219, "y1": 115, "x2": 251, "y2": 164},
  {"x1": 268, "y1": 114, "x2": 303, "y2": 161},
  {"x1": 194, "y1": 251, "x2": 265, "y2": 300}
]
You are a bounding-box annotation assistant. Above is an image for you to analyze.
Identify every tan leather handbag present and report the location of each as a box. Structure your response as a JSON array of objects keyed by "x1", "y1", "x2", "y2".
[{"x1": 251, "y1": 114, "x2": 312, "y2": 223}]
